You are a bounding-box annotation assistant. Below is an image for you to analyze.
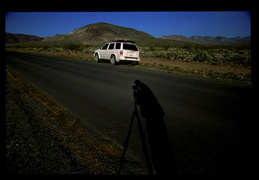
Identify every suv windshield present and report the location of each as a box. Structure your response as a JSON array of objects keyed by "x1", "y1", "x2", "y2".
[
  {"x1": 101, "y1": 44, "x2": 109, "y2": 50},
  {"x1": 123, "y1": 43, "x2": 138, "y2": 51}
]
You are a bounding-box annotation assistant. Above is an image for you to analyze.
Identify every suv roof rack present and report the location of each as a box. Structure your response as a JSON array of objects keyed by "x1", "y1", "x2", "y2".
[{"x1": 112, "y1": 40, "x2": 135, "y2": 43}]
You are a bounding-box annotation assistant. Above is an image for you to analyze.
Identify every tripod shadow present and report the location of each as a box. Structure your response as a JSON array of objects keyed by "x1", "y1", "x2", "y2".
[
  {"x1": 134, "y1": 80, "x2": 177, "y2": 175},
  {"x1": 118, "y1": 80, "x2": 176, "y2": 175}
]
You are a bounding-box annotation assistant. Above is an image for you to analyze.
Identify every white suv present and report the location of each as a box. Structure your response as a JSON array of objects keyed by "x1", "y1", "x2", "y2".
[{"x1": 93, "y1": 40, "x2": 140, "y2": 65}]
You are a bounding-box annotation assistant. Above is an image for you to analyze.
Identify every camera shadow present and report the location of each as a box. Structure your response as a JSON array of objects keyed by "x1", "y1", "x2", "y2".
[{"x1": 134, "y1": 80, "x2": 177, "y2": 175}]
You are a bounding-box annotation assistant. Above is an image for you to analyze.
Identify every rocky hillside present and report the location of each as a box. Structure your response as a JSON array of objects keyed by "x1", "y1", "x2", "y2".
[
  {"x1": 43, "y1": 22, "x2": 155, "y2": 44},
  {"x1": 5, "y1": 33, "x2": 43, "y2": 44},
  {"x1": 160, "y1": 34, "x2": 251, "y2": 45}
]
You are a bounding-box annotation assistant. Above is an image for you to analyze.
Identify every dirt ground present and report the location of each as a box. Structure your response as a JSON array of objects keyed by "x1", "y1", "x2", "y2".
[
  {"x1": 139, "y1": 57, "x2": 251, "y2": 85},
  {"x1": 5, "y1": 70, "x2": 146, "y2": 175}
]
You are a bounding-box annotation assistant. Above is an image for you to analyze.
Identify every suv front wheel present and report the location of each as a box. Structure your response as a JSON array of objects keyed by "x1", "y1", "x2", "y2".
[
  {"x1": 94, "y1": 53, "x2": 99, "y2": 63},
  {"x1": 110, "y1": 55, "x2": 116, "y2": 65}
]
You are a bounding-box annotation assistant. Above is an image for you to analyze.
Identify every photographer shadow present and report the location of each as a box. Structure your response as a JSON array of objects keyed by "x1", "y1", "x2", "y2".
[{"x1": 134, "y1": 80, "x2": 177, "y2": 175}]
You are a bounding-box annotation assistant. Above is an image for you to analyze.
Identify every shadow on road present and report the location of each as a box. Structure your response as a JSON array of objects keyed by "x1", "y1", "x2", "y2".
[{"x1": 118, "y1": 80, "x2": 177, "y2": 175}]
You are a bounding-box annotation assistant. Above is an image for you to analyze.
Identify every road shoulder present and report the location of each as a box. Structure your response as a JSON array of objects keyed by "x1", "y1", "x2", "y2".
[{"x1": 5, "y1": 70, "x2": 145, "y2": 174}]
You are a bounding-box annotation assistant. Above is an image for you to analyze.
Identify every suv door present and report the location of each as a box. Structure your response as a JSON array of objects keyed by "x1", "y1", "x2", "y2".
[
  {"x1": 99, "y1": 43, "x2": 109, "y2": 59},
  {"x1": 107, "y1": 43, "x2": 115, "y2": 59}
]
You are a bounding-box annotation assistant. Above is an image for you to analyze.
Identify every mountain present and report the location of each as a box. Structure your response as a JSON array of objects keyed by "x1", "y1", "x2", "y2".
[
  {"x1": 7, "y1": 23, "x2": 250, "y2": 46},
  {"x1": 160, "y1": 34, "x2": 251, "y2": 45},
  {"x1": 160, "y1": 35, "x2": 189, "y2": 42},
  {"x1": 5, "y1": 33, "x2": 43, "y2": 44},
  {"x1": 43, "y1": 22, "x2": 155, "y2": 44}
]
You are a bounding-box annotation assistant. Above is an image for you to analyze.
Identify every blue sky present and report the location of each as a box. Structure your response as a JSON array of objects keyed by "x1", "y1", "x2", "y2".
[{"x1": 5, "y1": 11, "x2": 251, "y2": 38}]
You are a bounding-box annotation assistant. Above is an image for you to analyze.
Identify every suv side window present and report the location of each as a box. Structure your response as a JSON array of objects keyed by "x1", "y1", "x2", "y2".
[
  {"x1": 115, "y1": 43, "x2": 121, "y2": 49},
  {"x1": 102, "y1": 43, "x2": 109, "y2": 50},
  {"x1": 108, "y1": 43, "x2": 115, "y2": 50}
]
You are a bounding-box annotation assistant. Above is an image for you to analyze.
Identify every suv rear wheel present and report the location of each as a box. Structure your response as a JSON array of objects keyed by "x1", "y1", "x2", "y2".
[{"x1": 110, "y1": 55, "x2": 116, "y2": 65}]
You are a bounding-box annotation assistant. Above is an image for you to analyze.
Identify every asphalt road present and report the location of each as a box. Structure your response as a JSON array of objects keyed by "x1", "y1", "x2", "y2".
[{"x1": 6, "y1": 51, "x2": 253, "y2": 174}]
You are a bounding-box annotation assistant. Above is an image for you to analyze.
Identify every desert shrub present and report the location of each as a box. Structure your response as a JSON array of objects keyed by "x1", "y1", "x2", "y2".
[
  {"x1": 162, "y1": 45, "x2": 171, "y2": 50},
  {"x1": 63, "y1": 43, "x2": 81, "y2": 51},
  {"x1": 193, "y1": 51, "x2": 211, "y2": 62},
  {"x1": 148, "y1": 46, "x2": 156, "y2": 51}
]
